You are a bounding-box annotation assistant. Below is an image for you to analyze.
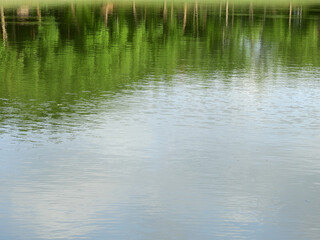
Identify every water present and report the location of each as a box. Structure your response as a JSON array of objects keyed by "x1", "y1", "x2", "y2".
[{"x1": 1, "y1": 2, "x2": 320, "y2": 239}]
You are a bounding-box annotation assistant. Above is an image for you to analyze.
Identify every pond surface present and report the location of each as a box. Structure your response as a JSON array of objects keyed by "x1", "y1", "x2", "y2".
[{"x1": 0, "y1": 2, "x2": 320, "y2": 239}]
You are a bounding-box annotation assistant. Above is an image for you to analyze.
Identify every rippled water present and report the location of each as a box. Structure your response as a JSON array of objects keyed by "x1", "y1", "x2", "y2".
[{"x1": 1, "y1": 2, "x2": 320, "y2": 239}]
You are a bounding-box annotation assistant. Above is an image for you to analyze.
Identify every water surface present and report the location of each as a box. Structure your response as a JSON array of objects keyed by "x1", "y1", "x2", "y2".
[{"x1": 1, "y1": 2, "x2": 320, "y2": 239}]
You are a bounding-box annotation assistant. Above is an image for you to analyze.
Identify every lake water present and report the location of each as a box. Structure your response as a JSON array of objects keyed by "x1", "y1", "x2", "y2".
[{"x1": 1, "y1": 1, "x2": 320, "y2": 239}]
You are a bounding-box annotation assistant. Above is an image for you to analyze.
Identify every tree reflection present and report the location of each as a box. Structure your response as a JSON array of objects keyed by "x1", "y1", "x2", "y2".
[
  {"x1": 0, "y1": 1, "x2": 319, "y2": 130},
  {"x1": 1, "y1": 6, "x2": 7, "y2": 43}
]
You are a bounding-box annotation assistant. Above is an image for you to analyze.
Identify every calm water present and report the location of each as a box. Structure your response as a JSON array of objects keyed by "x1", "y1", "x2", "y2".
[{"x1": 1, "y1": 2, "x2": 320, "y2": 239}]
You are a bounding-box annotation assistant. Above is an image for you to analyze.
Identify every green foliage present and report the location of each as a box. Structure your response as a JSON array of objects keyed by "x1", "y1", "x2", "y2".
[{"x1": 0, "y1": 2, "x2": 319, "y2": 127}]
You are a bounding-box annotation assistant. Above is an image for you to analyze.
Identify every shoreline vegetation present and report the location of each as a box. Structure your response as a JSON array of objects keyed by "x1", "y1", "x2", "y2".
[
  {"x1": 1, "y1": 0, "x2": 320, "y2": 7},
  {"x1": 1, "y1": 0, "x2": 318, "y2": 44},
  {"x1": 1, "y1": 1, "x2": 318, "y2": 41}
]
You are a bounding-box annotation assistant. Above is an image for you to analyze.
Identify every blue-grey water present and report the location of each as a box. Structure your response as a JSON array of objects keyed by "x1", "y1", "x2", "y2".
[{"x1": 0, "y1": 2, "x2": 320, "y2": 239}]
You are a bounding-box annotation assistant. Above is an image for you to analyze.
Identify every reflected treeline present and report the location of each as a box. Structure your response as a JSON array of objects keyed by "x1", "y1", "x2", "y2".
[
  {"x1": 1, "y1": 2, "x2": 319, "y2": 41},
  {"x1": 0, "y1": 2, "x2": 319, "y2": 132}
]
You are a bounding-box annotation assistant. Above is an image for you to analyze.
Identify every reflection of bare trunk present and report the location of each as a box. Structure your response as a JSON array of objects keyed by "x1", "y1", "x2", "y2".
[
  {"x1": 219, "y1": 1, "x2": 222, "y2": 22},
  {"x1": 1, "y1": 6, "x2": 7, "y2": 42},
  {"x1": 163, "y1": 0, "x2": 167, "y2": 22},
  {"x1": 260, "y1": 7, "x2": 265, "y2": 39},
  {"x1": 289, "y1": 1, "x2": 292, "y2": 28},
  {"x1": 170, "y1": 3, "x2": 173, "y2": 22},
  {"x1": 249, "y1": 2, "x2": 253, "y2": 22},
  {"x1": 133, "y1": 0, "x2": 137, "y2": 21},
  {"x1": 226, "y1": 0, "x2": 228, "y2": 27},
  {"x1": 196, "y1": 1, "x2": 198, "y2": 34},
  {"x1": 193, "y1": 1, "x2": 198, "y2": 34},
  {"x1": 103, "y1": 3, "x2": 113, "y2": 26},
  {"x1": 71, "y1": 3, "x2": 80, "y2": 32},
  {"x1": 183, "y1": 3, "x2": 187, "y2": 33},
  {"x1": 37, "y1": 5, "x2": 41, "y2": 22},
  {"x1": 202, "y1": 7, "x2": 207, "y2": 30},
  {"x1": 104, "y1": 5, "x2": 109, "y2": 26},
  {"x1": 193, "y1": 3, "x2": 195, "y2": 32},
  {"x1": 232, "y1": 3, "x2": 234, "y2": 27}
]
